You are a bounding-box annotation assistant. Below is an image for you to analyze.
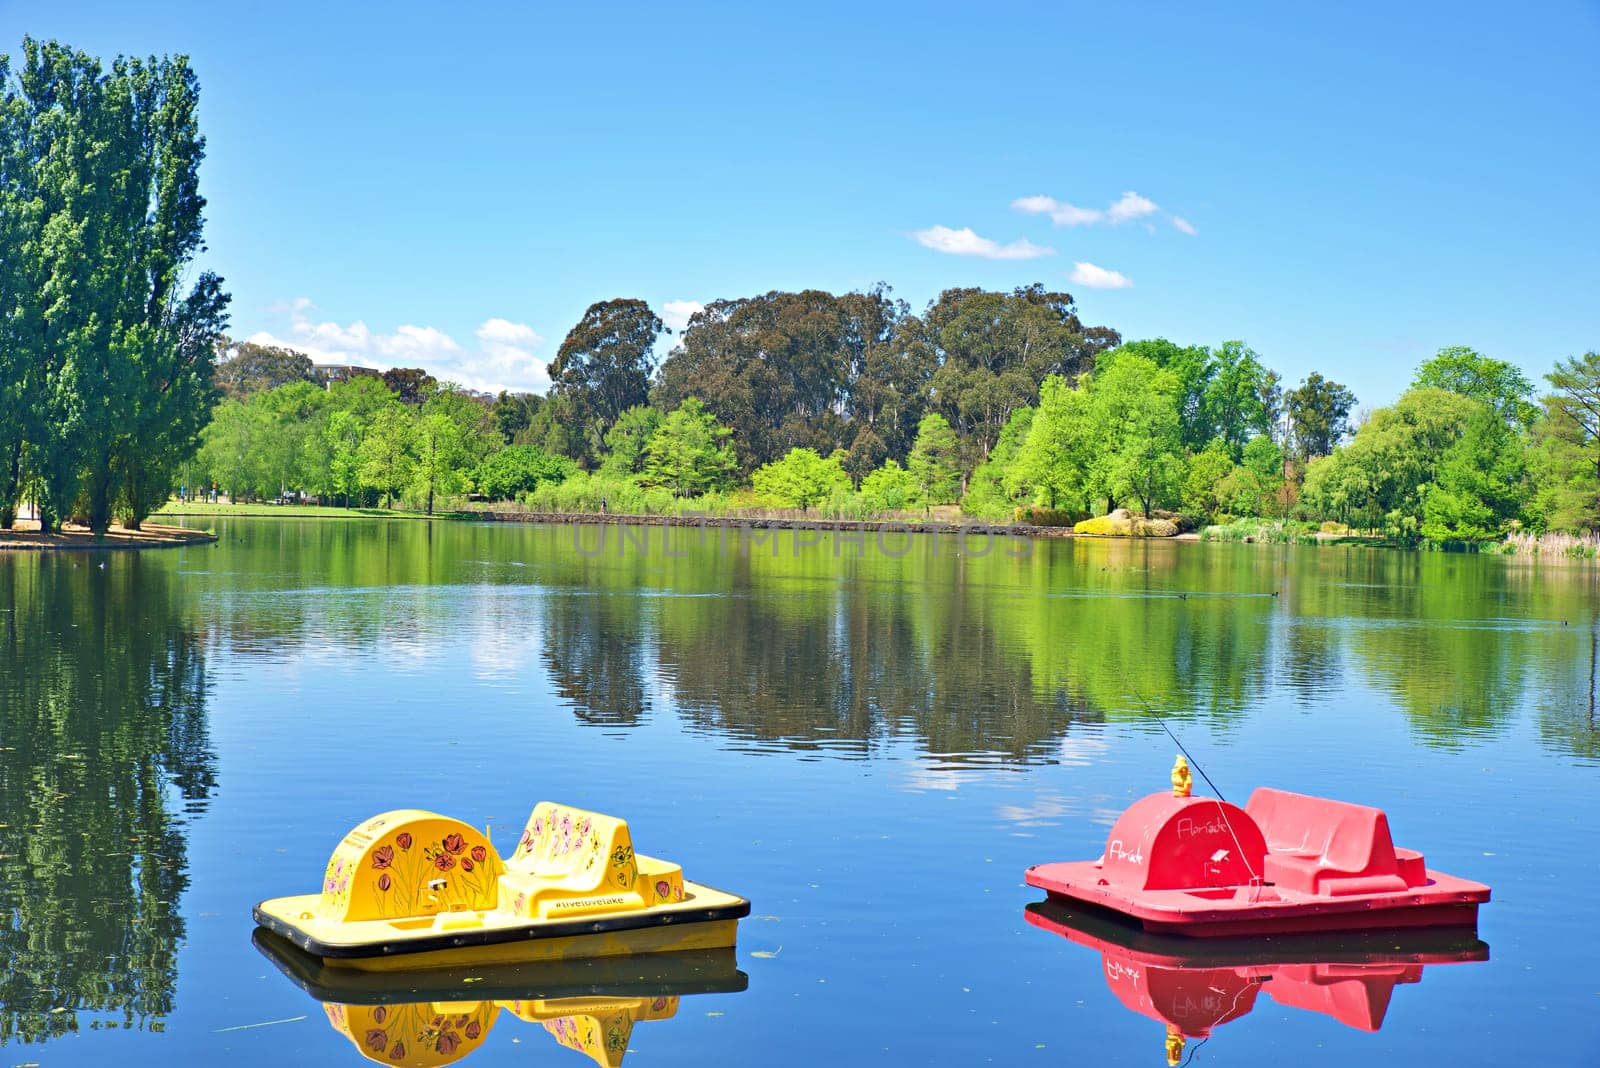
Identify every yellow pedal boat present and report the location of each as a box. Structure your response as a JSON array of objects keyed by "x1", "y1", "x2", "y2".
[{"x1": 253, "y1": 802, "x2": 749, "y2": 972}]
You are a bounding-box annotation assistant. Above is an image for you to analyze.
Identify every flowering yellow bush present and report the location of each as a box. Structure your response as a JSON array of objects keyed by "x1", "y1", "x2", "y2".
[{"x1": 1073, "y1": 510, "x2": 1178, "y2": 537}]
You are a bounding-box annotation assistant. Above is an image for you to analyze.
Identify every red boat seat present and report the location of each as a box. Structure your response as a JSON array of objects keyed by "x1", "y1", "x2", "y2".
[{"x1": 1246, "y1": 788, "x2": 1419, "y2": 897}]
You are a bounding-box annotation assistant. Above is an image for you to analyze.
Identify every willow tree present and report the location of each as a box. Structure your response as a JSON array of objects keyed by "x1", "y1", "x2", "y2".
[{"x1": 2, "y1": 39, "x2": 228, "y2": 533}]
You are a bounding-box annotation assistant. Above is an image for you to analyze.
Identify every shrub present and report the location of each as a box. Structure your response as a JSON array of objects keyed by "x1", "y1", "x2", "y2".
[
  {"x1": 1201, "y1": 518, "x2": 1317, "y2": 544},
  {"x1": 1073, "y1": 510, "x2": 1179, "y2": 537},
  {"x1": 1015, "y1": 506, "x2": 1084, "y2": 527}
]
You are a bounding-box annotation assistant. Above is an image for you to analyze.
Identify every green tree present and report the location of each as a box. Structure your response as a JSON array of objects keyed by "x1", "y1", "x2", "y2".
[
  {"x1": 963, "y1": 406, "x2": 1034, "y2": 519},
  {"x1": 1420, "y1": 404, "x2": 1529, "y2": 541},
  {"x1": 408, "y1": 410, "x2": 468, "y2": 514},
  {"x1": 751, "y1": 447, "x2": 853, "y2": 511},
  {"x1": 319, "y1": 375, "x2": 399, "y2": 506},
  {"x1": 1182, "y1": 442, "x2": 1236, "y2": 520},
  {"x1": 358, "y1": 404, "x2": 417, "y2": 507},
  {"x1": 841, "y1": 285, "x2": 925, "y2": 460},
  {"x1": 859, "y1": 458, "x2": 918, "y2": 512},
  {"x1": 641, "y1": 397, "x2": 738, "y2": 496},
  {"x1": 1089, "y1": 355, "x2": 1185, "y2": 516},
  {"x1": 1286, "y1": 372, "x2": 1357, "y2": 461},
  {"x1": 5, "y1": 39, "x2": 229, "y2": 533},
  {"x1": 548, "y1": 298, "x2": 664, "y2": 462},
  {"x1": 255, "y1": 381, "x2": 329, "y2": 497},
  {"x1": 916, "y1": 284, "x2": 1119, "y2": 471},
  {"x1": 0, "y1": 55, "x2": 32, "y2": 526},
  {"x1": 1413, "y1": 346, "x2": 1538, "y2": 429},
  {"x1": 906, "y1": 412, "x2": 962, "y2": 505},
  {"x1": 323, "y1": 409, "x2": 366, "y2": 506},
  {"x1": 597, "y1": 405, "x2": 661, "y2": 479},
  {"x1": 1007, "y1": 378, "x2": 1091, "y2": 512},
  {"x1": 1538, "y1": 351, "x2": 1600, "y2": 529},
  {"x1": 1217, "y1": 434, "x2": 1287, "y2": 517},
  {"x1": 382, "y1": 367, "x2": 435, "y2": 406},
  {"x1": 213, "y1": 340, "x2": 315, "y2": 399},
  {"x1": 654, "y1": 289, "x2": 872, "y2": 470},
  {"x1": 491, "y1": 390, "x2": 540, "y2": 443},
  {"x1": 471, "y1": 444, "x2": 576, "y2": 501},
  {"x1": 1300, "y1": 388, "x2": 1478, "y2": 537},
  {"x1": 1203, "y1": 341, "x2": 1273, "y2": 458},
  {"x1": 1097, "y1": 339, "x2": 1215, "y2": 452},
  {"x1": 519, "y1": 391, "x2": 582, "y2": 460},
  {"x1": 195, "y1": 397, "x2": 270, "y2": 501}
]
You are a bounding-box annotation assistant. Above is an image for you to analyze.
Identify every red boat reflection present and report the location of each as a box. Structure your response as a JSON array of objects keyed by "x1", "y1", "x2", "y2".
[{"x1": 1025, "y1": 899, "x2": 1488, "y2": 1065}]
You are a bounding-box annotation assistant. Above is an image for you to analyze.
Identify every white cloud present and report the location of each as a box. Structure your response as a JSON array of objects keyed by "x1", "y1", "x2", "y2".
[
  {"x1": 1015, "y1": 190, "x2": 1194, "y2": 233},
  {"x1": 660, "y1": 300, "x2": 704, "y2": 334},
  {"x1": 244, "y1": 297, "x2": 551, "y2": 394},
  {"x1": 1069, "y1": 261, "x2": 1134, "y2": 289},
  {"x1": 911, "y1": 225, "x2": 1054, "y2": 260},
  {"x1": 472, "y1": 318, "x2": 550, "y2": 393},
  {"x1": 1107, "y1": 190, "x2": 1159, "y2": 223},
  {"x1": 1011, "y1": 194, "x2": 1104, "y2": 227}
]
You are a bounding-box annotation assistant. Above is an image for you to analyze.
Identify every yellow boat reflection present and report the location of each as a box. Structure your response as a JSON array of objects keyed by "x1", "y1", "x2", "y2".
[{"x1": 255, "y1": 929, "x2": 746, "y2": 1066}]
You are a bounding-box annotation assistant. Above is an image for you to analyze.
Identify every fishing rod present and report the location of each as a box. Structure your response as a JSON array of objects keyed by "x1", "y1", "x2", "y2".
[{"x1": 1124, "y1": 684, "x2": 1228, "y2": 804}]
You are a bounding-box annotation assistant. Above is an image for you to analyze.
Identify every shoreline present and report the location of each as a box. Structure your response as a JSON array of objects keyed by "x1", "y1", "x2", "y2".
[
  {"x1": 0, "y1": 520, "x2": 218, "y2": 552},
  {"x1": 467, "y1": 509, "x2": 1076, "y2": 538}
]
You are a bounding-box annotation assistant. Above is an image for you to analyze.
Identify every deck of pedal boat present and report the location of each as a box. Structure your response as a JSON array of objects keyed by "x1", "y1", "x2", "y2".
[{"x1": 254, "y1": 879, "x2": 749, "y2": 971}]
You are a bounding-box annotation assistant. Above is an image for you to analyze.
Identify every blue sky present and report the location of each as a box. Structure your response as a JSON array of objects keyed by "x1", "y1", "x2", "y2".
[{"x1": 5, "y1": 2, "x2": 1596, "y2": 403}]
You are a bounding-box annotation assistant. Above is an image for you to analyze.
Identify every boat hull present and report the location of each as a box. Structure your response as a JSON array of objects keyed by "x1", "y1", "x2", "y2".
[
  {"x1": 254, "y1": 879, "x2": 750, "y2": 971},
  {"x1": 1025, "y1": 860, "x2": 1489, "y2": 937}
]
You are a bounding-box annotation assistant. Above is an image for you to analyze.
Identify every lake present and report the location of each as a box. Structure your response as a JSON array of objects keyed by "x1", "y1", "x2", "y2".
[{"x1": 1, "y1": 518, "x2": 1595, "y2": 1065}]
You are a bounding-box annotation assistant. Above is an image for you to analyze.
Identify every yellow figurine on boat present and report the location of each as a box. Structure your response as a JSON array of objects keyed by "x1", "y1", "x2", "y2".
[{"x1": 254, "y1": 802, "x2": 749, "y2": 971}]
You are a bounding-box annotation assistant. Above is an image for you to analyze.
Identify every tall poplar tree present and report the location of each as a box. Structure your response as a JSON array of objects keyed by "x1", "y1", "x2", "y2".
[{"x1": 2, "y1": 39, "x2": 228, "y2": 533}]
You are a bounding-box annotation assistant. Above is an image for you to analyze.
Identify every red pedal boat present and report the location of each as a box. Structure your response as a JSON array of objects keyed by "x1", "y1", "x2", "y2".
[{"x1": 1024, "y1": 758, "x2": 1491, "y2": 937}]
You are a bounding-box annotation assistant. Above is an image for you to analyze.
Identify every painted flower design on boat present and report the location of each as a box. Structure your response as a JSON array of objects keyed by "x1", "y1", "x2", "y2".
[
  {"x1": 371, "y1": 845, "x2": 394, "y2": 870},
  {"x1": 395, "y1": 832, "x2": 412, "y2": 850},
  {"x1": 364, "y1": 1028, "x2": 387, "y2": 1053},
  {"x1": 443, "y1": 832, "x2": 465, "y2": 856}
]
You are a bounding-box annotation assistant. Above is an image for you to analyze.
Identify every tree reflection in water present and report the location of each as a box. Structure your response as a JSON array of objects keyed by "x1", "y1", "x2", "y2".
[{"x1": 0, "y1": 555, "x2": 214, "y2": 1044}]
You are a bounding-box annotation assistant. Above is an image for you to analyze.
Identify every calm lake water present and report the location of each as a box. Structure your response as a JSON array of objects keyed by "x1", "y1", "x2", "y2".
[{"x1": 1, "y1": 518, "x2": 1596, "y2": 1066}]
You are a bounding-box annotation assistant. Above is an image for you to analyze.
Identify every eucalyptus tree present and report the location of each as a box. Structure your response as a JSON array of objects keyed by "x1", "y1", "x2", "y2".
[
  {"x1": 548, "y1": 298, "x2": 665, "y2": 463},
  {"x1": 1286, "y1": 372, "x2": 1357, "y2": 461},
  {"x1": 915, "y1": 284, "x2": 1118, "y2": 471},
  {"x1": 213, "y1": 340, "x2": 316, "y2": 399},
  {"x1": 655, "y1": 288, "x2": 906, "y2": 471}
]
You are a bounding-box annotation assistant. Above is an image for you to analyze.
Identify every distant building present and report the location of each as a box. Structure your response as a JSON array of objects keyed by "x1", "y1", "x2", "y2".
[{"x1": 312, "y1": 364, "x2": 383, "y2": 388}]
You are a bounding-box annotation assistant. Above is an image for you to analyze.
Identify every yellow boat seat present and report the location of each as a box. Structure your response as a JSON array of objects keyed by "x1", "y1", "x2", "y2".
[{"x1": 499, "y1": 803, "x2": 684, "y2": 920}]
